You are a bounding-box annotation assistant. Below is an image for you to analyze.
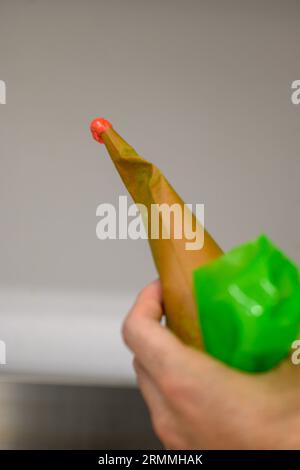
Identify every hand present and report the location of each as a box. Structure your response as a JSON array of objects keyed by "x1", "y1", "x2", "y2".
[{"x1": 122, "y1": 280, "x2": 300, "y2": 449}]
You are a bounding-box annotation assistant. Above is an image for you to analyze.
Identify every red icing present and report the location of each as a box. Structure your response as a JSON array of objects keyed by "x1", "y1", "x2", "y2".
[{"x1": 90, "y1": 117, "x2": 112, "y2": 143}]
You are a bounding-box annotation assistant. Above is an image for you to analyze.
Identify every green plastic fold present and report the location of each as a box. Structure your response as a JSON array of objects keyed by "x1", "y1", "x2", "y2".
[{"x1": 193, "y1": 235, "x2": 300, "y2": 372}]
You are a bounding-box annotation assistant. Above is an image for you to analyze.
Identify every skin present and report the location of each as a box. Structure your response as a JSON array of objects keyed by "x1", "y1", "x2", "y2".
[{"x1": 122, "y1": 280, "x2": 300, "y2": 450}]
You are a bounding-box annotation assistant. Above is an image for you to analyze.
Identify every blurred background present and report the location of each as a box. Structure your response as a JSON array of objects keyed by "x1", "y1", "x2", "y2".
[{"x1": 0, "y1": 0, "x2": 299, "y2": 449}]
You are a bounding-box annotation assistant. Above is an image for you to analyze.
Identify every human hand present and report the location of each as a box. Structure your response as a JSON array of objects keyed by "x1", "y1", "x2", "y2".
[{"x1": 122, "y1": 280, "x2": 300, "y2": 449}]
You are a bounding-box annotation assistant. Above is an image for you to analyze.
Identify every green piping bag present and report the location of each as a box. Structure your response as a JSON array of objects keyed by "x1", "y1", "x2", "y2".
[{"x1": 193, "y1": 235, "x2": 300, "y2": 372}]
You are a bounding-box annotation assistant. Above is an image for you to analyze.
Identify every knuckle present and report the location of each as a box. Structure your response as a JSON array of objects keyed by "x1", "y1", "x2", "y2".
[
  {"x1": 160, "y1": 374, "x2": 191, "y2": 407},
  {"x1": 132, "y1": 357, "x2": 142, "y2": 376},
  {"x1": 160, "y1": 373, "x2": 180, "y2": 398},
  {"x1": 122, "y1": 315, "x2": 134, "y2": 345}
]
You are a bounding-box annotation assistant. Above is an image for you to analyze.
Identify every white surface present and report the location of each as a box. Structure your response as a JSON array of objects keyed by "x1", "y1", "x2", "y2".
[{"x1": 0, "y1": 288, "x2": 136, "y2": 386}]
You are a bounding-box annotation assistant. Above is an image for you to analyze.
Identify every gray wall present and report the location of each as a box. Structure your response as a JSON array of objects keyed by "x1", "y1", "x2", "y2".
[{"x1": 1, "y1": 0, "x2": 299, "y2": 293}]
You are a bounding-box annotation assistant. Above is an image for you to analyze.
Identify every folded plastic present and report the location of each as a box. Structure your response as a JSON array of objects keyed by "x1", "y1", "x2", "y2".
[{"x1": 193, "y1": 234, "x2": 300, "y2": 371}]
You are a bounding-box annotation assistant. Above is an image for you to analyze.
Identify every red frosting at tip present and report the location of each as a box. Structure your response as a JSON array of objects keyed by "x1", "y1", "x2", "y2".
[{"x1": 90, "y1": 117, "x2": 112, "y2": 143}]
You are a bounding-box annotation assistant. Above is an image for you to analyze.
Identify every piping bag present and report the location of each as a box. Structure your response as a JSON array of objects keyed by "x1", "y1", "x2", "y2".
[
  {"x1": 90, "y1": 117, "x2": 223, "y2": 348},
  {"x1": 90, "y1": 118, "x2": 300, "y2": 371}
]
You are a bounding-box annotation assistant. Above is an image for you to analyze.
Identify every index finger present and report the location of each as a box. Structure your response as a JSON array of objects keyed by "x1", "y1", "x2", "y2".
[{"x1": 122, "y1": 280, "x2": 186, "y2": 381}]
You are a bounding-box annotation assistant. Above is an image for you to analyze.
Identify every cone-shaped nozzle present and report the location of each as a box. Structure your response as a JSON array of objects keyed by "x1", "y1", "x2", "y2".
[{"x1": 91, "y1": 117, "x2": 223, "y2": 348}]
